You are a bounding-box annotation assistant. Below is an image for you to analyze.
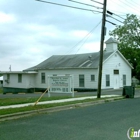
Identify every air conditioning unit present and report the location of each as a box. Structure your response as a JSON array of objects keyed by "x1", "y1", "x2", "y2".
[{"x1": 5, "y1": 79, "x2": 9, "y2": 83}]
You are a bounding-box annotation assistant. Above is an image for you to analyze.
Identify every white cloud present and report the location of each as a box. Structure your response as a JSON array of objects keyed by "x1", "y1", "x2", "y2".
[
  {"x1": 0, "y1": 12, "x2": 16, "y2": 23},
  {"x1": 74, "y1": 42, "x2": 100, "y2": 54},
  {"x1": 0, "y1": 0, "x2": 139, "y2": 71},
  {"x1": 70, "y1": 30, "x2": 90, "y2": 38}
]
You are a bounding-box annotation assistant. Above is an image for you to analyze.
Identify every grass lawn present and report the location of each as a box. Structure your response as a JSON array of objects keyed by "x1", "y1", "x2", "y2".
[
  {"x1": 135, "y1": 85, "x2": 140, "y2": 89},
  {"x1": 0, "y1": 98, "x2": 109, "y2": 116},
  {"x1": 0, "y1": 99, "x2": 95, "y2": 115},
  {"x1": 0, "y1": 88, "x2": 3, "y2": 94},
  {"x1": 0, "y1": 96, "x2": 72, "y2": 106},
  {"x1": 0, "y1": 96, "x2": 123, "y2": 116}
]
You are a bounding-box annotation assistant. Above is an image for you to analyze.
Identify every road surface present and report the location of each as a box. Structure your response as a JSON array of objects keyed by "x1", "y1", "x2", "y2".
[{"x1": 0, "y1": 97, "x2": 140, "y2": 140}]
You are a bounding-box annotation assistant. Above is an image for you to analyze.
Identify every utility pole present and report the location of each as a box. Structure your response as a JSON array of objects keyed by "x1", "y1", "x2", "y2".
[{"x1": 97, "y1": 0, "x2": 107, "y2": 98}]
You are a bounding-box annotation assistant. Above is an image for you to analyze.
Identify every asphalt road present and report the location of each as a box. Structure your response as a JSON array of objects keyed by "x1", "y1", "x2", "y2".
[{"x1": 0, "y1": 98, "x2": 140, "y2": 140}]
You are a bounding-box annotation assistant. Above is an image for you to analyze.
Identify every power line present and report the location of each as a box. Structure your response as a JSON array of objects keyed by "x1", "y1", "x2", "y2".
[
  {"x1": 106, "y1": 10, "x2": 125, "y2": 25},
  {"x1": 109, "y1": 0, "x2": 140, "y2": 15},
  {"x1": 106, "y1": 14, "x2": 124, "y2": 24},
  {"x1": 66, "y1": 20, "x2": 102, "y2": 54},
  {"x1": 107, "y1": 10, "x2": 127, "y2": 16},
  {"x1": 91, "y1": 0, "x2": 103, "y2": 5},
  {"x1": 92, "y1": 11, "x2": 102, "y2": 14},
  {"x1": 106, "y1": 20, "x2": 116, "y2": 26},
  {"x1": 107, "y1": 1, "x2": 132, "y2": 14},
  {"x1": 107, "y1": 10, "x2": 125, "y2": 20},
  {"x1": 69, "y1": 0, "x2": 103, "y2": 9},
  {"x1": 125, "y1": 0, "x2": 140, "y2": 10},
  {"x1": 74, "y1": 20, "x2": 102, "y2": 54},
  {"x1": 36, "y1": 0, "x2": 102, "y2": 13},
  {"x1": 41, "y1": 21, "x2": 102, "y2": 70},
  {"x1": 130, "y1": 0, "x2": 140, "y2": 6},
  {"x1": 118, "y1": 0, "x2": 140, "y2": 14}
]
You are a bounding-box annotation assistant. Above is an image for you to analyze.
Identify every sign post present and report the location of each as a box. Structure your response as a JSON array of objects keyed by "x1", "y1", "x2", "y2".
[{"x1": 48, "y1": 75, "x2": 74, "y2": 97}]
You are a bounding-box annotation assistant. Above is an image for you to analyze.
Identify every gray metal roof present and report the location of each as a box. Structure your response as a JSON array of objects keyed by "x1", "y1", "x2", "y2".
[{"x1": 24, "y1": 51, "x2": 113, "y2": 71}]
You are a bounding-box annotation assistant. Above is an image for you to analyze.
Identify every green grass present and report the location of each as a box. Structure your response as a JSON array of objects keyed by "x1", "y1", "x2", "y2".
[
  {"x1": 0, "y1": 93, "x2": 94, "y2": 106},
  {"x1": 0, "y1": 96, "x2": 72, "y2": 106},
  {"x1": 0, "y1": 98, "x2": 101, "y2": 116},
  {"x1": 135, "y1": 85, "x2": 140, "y2": 88},
  {"x1": 0, "y1": 96, "x2": 123, "y2": 116},
  {"x1": 0, "y1": 88, "x2": 3, "y2": 94}
]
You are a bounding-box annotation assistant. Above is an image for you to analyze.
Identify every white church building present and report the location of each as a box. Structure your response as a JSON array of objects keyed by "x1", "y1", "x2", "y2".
[{"x1": 1, "y1": 38, "x2": 133, "y2": 94}]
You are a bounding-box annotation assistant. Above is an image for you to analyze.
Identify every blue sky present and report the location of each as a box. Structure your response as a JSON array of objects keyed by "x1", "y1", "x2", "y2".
[{"x1": 0, "y1": 0, "x2": 139, "y2": 71}]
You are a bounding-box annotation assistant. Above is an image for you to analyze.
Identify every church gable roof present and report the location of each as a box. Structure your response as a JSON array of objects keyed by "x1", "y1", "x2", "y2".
[{"x1": 24, "y1": 51, "x2": 113, "y2": 71}]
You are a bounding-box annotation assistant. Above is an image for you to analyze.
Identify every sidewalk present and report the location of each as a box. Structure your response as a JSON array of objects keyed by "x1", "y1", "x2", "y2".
[{"x1": 0, "y1": 95, "x2": 120, "y2": 110}]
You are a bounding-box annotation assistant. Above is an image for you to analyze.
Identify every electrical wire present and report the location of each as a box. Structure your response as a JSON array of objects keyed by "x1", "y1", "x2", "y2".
[
  {"x1": 69, "y1": 0, "x2": 103, "y2": 9},
  {"x1": 39, "y1": 21, "x2": 101, "y2": 69},
  {"x1": 107, "y1": 10, "x2": 125, "y2": 20},
  {"x1": 107, "y1": 0, "x2": 134, "y2": 15},
  {"x1": 109, "y1": 0, "x2": 140, "y2": 16},
  {"x1": 36, "y1": 0, "x2": 102, "y2": 13},
  {"x1": 68, "y1": 20, "x2": 102, "y2": 54},
  {"x1": 35, "y1": 0, "x2": 128, "y2": 55},
  {"x1": 91, "y1": 0, "x2": 103, "y2": 5},
  {"x1": 106, "y1": 10, "x2": 127, "y2": 16},
  {"x1": 106, "y1": 14, "x2": 124, "y2": 24},
  {"x1": 118, "y1": 0, "x2": 140, "y2": 14},
  {"x1": 125, "y1": 0, "x2": 140, "y2": 10},
  {"x1": 130, "y1": 0, "x2": 140, "y2": 6},
  {"x1": 106, "y1": 20, "x2": 116, "y2": 26}
]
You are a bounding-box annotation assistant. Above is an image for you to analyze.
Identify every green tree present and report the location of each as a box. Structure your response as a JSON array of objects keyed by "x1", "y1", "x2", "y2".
[{"x1": 109, "y1": 14, "x2": 140, "y2": 79}]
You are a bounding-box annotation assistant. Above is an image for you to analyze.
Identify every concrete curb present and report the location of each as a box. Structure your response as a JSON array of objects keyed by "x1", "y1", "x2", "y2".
[{"x1": 0, "y1": 96, "x2": 124, "y2": 122}]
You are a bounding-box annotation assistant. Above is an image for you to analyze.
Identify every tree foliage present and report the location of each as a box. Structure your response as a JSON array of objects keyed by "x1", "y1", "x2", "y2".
[{"x1": 109, "y1": 14, "x2": 140, "y2": 79}]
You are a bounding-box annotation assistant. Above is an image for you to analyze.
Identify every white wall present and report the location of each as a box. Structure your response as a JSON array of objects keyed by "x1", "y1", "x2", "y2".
[
  {"x1": 102, "y1": 51, "x2": 132, "y2": 89},
  {"x1": 2, "y1": 51, "x2": 132, "y2": 90},
  {"x1": 3, "y1": 73, "x2": 36, "y2": 88},
  {"x1": 35, "y1": 69, "x2": 98, "y2": 89}
]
